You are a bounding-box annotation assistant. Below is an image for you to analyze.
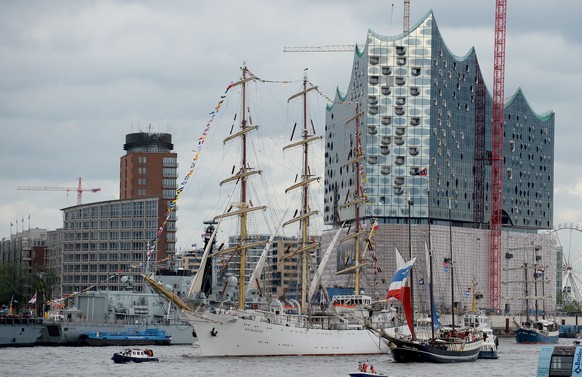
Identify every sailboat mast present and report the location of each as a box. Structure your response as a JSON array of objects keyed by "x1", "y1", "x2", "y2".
[
  {"x1": 534, "y1": 256, "x2": 539, "y2": 321},
  {"x1": 283, "y1": 70, "x2": 321, "y2": 310},
  {"x1": 428, "y1": 190, "x2": 435, "y2": 340},
  {"x1": 408, "y1": 194, "x2": 416, "y2": 340},
  {"x1": 353, "y1": 102, "x2": 362, "y2": 295},
  {"x1": 239, "y1": 65, "x2": 250, "y2": 310},
  {"x1": 524, "y1": 260, "x2": 529, "y2": 324},
  {"x1": 448, "y1": 198, "x2": 455, "y2": 332},
  {"x1": 300, "y1": 74, "x2": 310, "y2": 310}
]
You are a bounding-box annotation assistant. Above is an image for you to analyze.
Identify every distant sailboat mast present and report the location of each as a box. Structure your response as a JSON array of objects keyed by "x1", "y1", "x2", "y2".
[{"x1": 448, "y1": 197, "x2": 456, "y2": 332}]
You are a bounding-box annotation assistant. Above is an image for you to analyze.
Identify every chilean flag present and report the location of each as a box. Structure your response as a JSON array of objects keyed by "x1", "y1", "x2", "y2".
[{"x1": 387, "y1": 248, "x2": 417, "y2": 335}]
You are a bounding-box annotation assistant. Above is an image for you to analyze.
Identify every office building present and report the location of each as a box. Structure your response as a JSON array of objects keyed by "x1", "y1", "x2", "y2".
[{"x1": 120, "y1": 131, "x2": 178, "y2": 263}]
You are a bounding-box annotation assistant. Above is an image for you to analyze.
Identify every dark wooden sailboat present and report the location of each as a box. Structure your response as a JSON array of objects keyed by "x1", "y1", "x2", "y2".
[{"x1": 378, "y1": 198, "x2": 483, "y2": 363}]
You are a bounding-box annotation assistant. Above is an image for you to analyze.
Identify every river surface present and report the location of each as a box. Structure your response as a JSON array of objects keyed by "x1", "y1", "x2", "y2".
[{"x1": 0, "y1": 337, "x2": 555, "y2": 376}]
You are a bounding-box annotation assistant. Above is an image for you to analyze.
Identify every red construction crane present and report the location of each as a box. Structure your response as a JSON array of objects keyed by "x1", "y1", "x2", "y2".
[
  {"x1": 490, "y1": 0, "x2": 507, "y2": 312},
  {"x1": 17, "y1": 177, "x2": 101, "y2": 205}
]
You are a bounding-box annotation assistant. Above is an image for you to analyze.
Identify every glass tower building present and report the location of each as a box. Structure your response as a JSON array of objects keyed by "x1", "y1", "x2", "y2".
[{"x1": 324, "y1": 10, "x2": 555, "y2": 231}]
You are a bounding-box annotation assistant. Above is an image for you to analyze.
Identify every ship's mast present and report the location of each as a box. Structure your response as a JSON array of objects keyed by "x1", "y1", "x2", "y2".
[
  {"x1": 428, "y1": 190, "x2": 435, "y2": 340},
  {"x1": 448, "y1": 198, "x2": 456, "y2": 332},
  {"x1": 210, "y1": 64, "x2": 267, "y2": 310},
  {"x1": 282, "y1": 71, "x2": 321, "y2": 310},
  {"x1": 336, "y1": 103, "x2": 370, "y2": 296},
  {"x1": 239, "y1": 66, "x2": 249, "y2": 310}
]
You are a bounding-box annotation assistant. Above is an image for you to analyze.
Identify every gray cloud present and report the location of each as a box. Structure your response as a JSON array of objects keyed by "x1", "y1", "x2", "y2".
[{"x1": 1, "y1": 0, "x2": 580, "y2": 251}]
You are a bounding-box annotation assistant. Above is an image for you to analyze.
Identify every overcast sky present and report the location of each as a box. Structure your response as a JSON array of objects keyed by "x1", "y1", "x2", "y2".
[{"x1": 1, "y1": 0, "x2": 581, "y2": 253}]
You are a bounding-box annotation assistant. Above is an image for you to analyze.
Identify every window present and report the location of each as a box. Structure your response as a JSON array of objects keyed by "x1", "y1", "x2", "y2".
[
  {"x1": 411, "y1": 67, "x2": 421, "y2": 76},
  {"x1": 369, "y1": 76, "x2": 380, "y2": 85},
  {"x1": 163, "y1": 156, "x2": 177, "y2": 167},
  {"x1": 162, "y1": 189, "x2": 176, "y2": 199},
  {"x1": 381, "y1": 116, "x2": 392, "y2": 126},
  {"x1": 382, "y1": 66, "x2": 392, "y2": 75},
  {"x1": 162, "y1": 178, "x2": 176, "y2": 189},
  {"x1": 369, "y1": 56, "x2": 380, "y2": 65},
  {"x1": 381, "y1": 86, "x2": 391, "y2": 95},
  {"x1": 163, "y1": 168, "x2": 177, "y2": 177}
]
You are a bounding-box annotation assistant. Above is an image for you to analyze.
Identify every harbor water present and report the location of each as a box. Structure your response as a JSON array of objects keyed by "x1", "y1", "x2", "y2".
[{"x1": 0, "y1": 337, "x2": 549, "y2": 377}]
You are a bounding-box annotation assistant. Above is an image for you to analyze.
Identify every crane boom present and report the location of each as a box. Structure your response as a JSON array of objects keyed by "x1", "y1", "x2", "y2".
[
  {"x1": 17, "y1": 177, "x2": 101, "y2": 205},
  {"x1": 490, "y1": 0, "x2": 507, "y2": 312},
  {"x1": 283, "y1": 45, "x2": 357, "y2": 53}
]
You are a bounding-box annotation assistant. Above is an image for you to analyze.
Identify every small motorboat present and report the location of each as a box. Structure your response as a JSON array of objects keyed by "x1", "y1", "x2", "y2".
[
  {"x1": 111, "y1": 348, "x2": 159, "y2": 363},
  {"x1": 349, "y1": 361, "x2": 387, "y2": 377}
]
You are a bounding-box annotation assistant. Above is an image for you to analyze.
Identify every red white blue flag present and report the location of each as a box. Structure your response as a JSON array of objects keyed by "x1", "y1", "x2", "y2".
[
  {"x1": 387, "y1": 248, "x2": 417, "y2": 334},
  {"x1": 387, "y1": 256, "x2": 416, "y2": 300}
]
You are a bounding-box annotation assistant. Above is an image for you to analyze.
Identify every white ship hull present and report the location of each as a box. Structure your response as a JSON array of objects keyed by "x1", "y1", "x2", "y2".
[{"x1": 187, "y1": 310, "x2": 392, "y2": 357}]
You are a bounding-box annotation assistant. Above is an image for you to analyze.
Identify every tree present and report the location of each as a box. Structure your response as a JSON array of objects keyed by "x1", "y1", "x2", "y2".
[
  {"x1": 0, "y1": 263, "x2": 30, "y2": 310},
  {"x1": 28, "y1": 266, "x2": 59, "y2": 314}
]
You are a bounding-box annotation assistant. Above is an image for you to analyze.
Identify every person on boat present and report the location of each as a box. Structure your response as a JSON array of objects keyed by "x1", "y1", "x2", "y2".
[
  {"x1": 370, "y1": 364, "x2": 375, "y2": 374},
  {"x1": 362, "y1": 362, "x2": 368, "y2": 372}
]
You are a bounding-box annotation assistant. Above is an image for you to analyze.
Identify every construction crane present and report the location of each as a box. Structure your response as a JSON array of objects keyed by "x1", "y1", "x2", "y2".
[
  {"x1": 489, "y1": 0, "x2": 508, "y2": 312},
  {"x1": 284, "y1": 2, "x2": 410, "y2": 53},
  {"x1": 283, "y1": 45, "x2": 356, "y2": 53},
  {"x1": 17, "y1": 177, "x2": 101, "y2": 205},
  {"x1": 404, "y1": 0, "x2": 410, "y2": 33}
]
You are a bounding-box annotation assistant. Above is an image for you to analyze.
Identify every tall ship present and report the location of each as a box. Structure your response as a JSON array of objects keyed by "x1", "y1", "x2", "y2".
[
  {"x1": 37, "y1": 272, "x2": 195, "y2": 346},
  {"x1": 376, "y1": 202, "x2": 483, "y2": 363},
  {"x1": 145, "y1": 66, "x2": 401, "y2": 356},
  {"x1": 512, "y1": 254, "x2": 559, "y2": 344}
]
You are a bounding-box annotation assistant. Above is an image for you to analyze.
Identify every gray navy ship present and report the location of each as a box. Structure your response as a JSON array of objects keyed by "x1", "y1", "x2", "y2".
[{"x1": 37, "y1": 270, "x2": 196, "y2": 346}]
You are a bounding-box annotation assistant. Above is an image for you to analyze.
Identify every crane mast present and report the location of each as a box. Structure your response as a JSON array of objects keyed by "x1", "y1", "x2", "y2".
[
  {"x1": 490, "y1": 0, "x2": 507, "y2": 312},
  {"x1": 403, "y1": 0, "x2": 410, "y2": 33}
]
